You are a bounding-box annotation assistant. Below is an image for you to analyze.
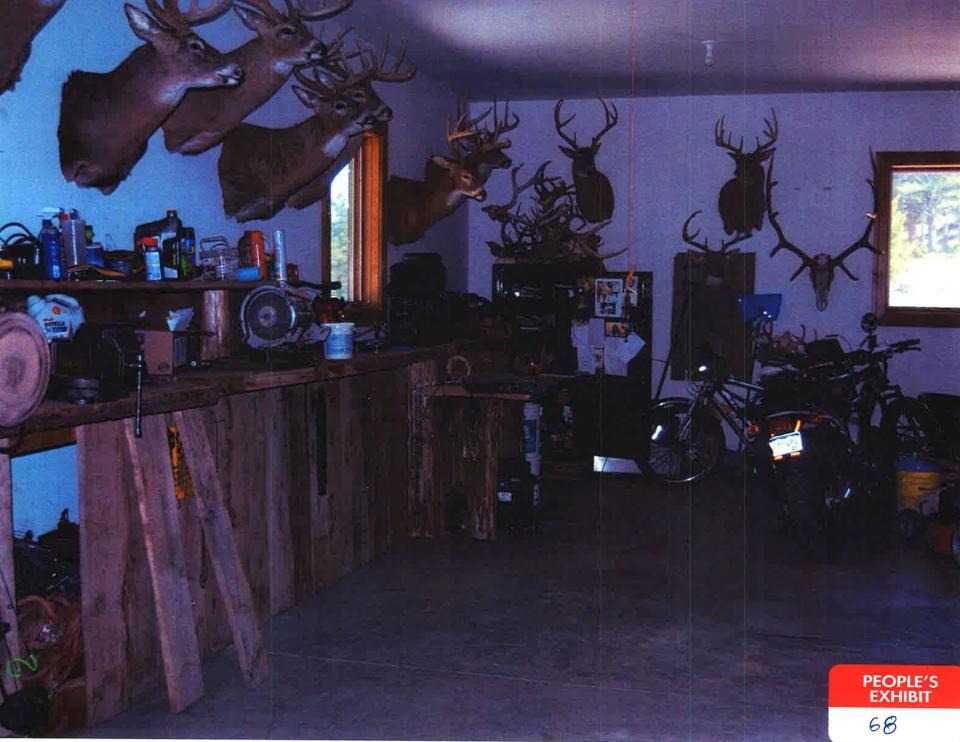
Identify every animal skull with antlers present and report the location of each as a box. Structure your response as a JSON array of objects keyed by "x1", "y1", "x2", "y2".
[{"x1": 766, "y1": 150, "x2": 880, "y2": 311}]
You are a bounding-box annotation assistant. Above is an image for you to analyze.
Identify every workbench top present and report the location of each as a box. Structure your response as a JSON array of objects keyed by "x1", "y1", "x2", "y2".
[{"x1": 1, "y1": 343, "x2": 461, "y2": 439}]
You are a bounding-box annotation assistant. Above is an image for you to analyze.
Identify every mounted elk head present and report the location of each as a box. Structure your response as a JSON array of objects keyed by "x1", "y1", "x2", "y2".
[
  {"x1": 716, "y1": 110, "x2": 778, "y2": 237},
  {"x1": 387, "y1": 111, "x2": 489, "y2": 245},
  {"x1": 58, "y1": 0, "x2": 242, "y2": 194},
  {"x1": 554, "y1": 98, "x2": 618, "y2": 223},
  {"x1": 0, "y1": 0, "x2": 67, "y2": 95},
  {"x1": 162, "y1": 0, "x2": 354, "y2": 155},
  {"x1": 219, "y1": 38, "x2": 415, "y2": 222},
  {"x1": 766, "y1": 151, "x2": 880, "y2": 311}
]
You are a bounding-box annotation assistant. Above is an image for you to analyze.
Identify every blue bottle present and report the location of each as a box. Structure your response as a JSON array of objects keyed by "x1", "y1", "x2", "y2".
[{"x1": 39, "y1": 219, "x2": 63, "y2": 281}]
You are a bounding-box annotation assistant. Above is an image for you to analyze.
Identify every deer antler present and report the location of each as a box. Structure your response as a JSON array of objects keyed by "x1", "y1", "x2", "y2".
[
  {"x1": 754, "y1": 109, "x2": 778, "y2": 154},
  {"x1": 483, "y1": 164, "x2": 542, "y2": 223},
  {"x1": 591, "y1": 98, "x2": 619, "y2": 147},
  {"x1": 765, "y1": 152, "x2": 814, "y2": 280},
  {"x1": 147, "y1": 0, "x2": 234, "y2": 31},
  {"x1": 554, "y1": 99, "x2": 578, "y2": 149},
  {"x1": 681, "y1": 210, "x2": 751, "y2": 254},
  {"x1": 714, "y1": 115, "x2": 744, "y2": 155},
  {"x1": 479, "y1": 99, "x2": 520, "y2": 152},
  {"x1": 359, "y1": 37, "x2": 417, "y2": 82},
  {"x1": 297, "y1": 0, "x2": 354, "y2": 21},
  {"x1": 235, "y1": 0, "x2": 285, "y2": 22}
]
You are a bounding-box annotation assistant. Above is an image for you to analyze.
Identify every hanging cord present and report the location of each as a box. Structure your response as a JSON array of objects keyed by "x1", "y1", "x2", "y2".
[
  {"x1": 626, "y1": 0, "x2": 639, "y2": 270},
  {"x1": 199, "y1": 525, "x2": 209, "y2": 590}
]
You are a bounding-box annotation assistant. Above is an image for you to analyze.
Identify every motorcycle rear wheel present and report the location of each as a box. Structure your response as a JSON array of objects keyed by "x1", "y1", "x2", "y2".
[
  {"x1": 783, "y1": 466, "x2": 841, "y2": 561},
  {"x1": 644, "y1": 398, "x2": 724, "y2": 485}
]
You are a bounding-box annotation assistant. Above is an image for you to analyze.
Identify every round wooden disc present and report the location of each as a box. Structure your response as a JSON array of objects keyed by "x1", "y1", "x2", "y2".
[{"x1": 0, "y1": 313, "x2": 50, "y2": 428}]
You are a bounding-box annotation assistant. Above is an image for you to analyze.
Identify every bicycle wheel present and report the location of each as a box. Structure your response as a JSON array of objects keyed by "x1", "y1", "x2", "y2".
[
  {"x1": 881, "y1": 397, "x2": 940, "y2": 461},
  {"x1": 644, "y1": 397, "x2": 724, "y2": 485}
]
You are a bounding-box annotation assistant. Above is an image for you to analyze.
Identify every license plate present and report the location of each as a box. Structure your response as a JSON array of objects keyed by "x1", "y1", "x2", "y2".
[{"x1": 769, "y1": 431, "x2": 803, "y2": 458}]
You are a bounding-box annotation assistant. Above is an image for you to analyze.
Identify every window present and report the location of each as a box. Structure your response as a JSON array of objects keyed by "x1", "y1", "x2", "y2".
[
  {"x1": 321, "y1": 129, "x2": 387, "y2": 309},
  {"x1": 874, "y1": 151, "x2": 960, "y2": 327}
]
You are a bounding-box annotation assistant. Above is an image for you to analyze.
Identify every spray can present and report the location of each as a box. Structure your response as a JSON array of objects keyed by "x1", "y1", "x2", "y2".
[
  {"x1": 143, "y1": 237, "x2": 162, "y2": 281},
  {"x1": 273, "y1": 228, "x2": 288, "y2": 282},
  {"x1": 39, "y1": 219, "x2": 63, "y2": 280}
]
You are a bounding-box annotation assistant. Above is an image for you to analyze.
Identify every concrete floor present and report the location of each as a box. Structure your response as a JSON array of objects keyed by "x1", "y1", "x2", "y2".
[{"x1": 81, "y1": 469, "x2": 960, "y2": 741}]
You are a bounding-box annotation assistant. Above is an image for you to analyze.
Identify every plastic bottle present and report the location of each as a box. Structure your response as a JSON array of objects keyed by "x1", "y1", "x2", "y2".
[
  {"x1": 144, "y1": 237, "x2": 162, "y2": 281},
  {"x1": 39, "y1": 219, "x2": 63, "y2": 280},
  {"x1": 60, "y1": 209, "x2": 87, "y2": 267},
  {"x1": 273, "y1": 228, "x2": 288, "y2": 282}
]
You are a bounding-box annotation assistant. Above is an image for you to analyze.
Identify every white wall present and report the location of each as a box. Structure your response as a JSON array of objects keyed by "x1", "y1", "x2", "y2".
[
  {"x1": 0, "y1": 0, "x2": 467, "y2": 287},
  {"x1": 468, "y1": 91, "x2": 960, "y2": 396}
]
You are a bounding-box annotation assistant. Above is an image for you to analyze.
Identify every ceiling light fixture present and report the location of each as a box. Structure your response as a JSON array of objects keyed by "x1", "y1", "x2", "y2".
[{"x1": 702, "y1": 40, "x2": 716, "y2": 67}]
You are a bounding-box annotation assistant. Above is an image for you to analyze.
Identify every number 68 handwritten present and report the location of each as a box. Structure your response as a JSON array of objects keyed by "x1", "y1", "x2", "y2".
[{"x1": 869, "y1": 716, "x2": 897, "y2": 735}]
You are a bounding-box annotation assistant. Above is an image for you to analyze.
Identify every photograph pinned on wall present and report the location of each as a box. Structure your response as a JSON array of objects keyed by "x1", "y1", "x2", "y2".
[
  {"x1": 594, "y1": 277, "x2": 625, "y2": 318},
  {"x1": 604, "y1": 321, "x2": 630, "y2": 338}
]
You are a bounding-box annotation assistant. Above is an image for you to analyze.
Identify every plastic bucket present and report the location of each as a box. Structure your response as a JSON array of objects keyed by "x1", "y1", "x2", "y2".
[
  {"x1": 321, "y1": 322, "x2": 354, "y2": 360},
  {"x1": 896, "y1": 457, "x2": 942, "y2": 514}
]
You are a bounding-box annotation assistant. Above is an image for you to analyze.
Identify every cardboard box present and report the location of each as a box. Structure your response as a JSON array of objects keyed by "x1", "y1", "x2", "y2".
[{"x1": 137, "y1": 330, "x2": 200, "y2": 376}]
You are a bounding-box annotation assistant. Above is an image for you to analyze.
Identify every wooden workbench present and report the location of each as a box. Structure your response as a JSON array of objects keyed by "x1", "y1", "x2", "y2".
[{"x1": 0, "y1": 343, "x2": 471, "y2": 727}]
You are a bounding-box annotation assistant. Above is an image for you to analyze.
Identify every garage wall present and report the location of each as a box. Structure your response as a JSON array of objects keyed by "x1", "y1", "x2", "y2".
[
  {"x1": 0, "y1": 0, "x2": 468, "y2": 287},
  {"x1": 468, "y1": 91, "x2": 960, "y2": 396}
]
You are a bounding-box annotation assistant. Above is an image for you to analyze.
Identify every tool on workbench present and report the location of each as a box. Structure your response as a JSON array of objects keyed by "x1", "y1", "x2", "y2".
[{"x1": 239, "y1": 282, "x2": 342, "y2": 350}]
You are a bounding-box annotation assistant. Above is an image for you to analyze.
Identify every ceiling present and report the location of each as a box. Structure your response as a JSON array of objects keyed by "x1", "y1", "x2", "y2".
[{"x1": 317, "y1": 0, "x2": 960, "y2": 100}]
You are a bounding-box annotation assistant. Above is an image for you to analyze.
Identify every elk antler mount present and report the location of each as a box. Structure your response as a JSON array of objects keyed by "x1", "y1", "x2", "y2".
[
  {"x1": 58, "y1": 0, "x2": 242, "y2": 194},
  {"x1": 162, "y1": 0, "x2": 355, "y2": 155},
  {"x1": 716, "y1": 109, "x2": 778, "y2": 237},
  {"x1": 0, "y1": 0, "x2": 67, "y2": 95},
  {"x1": 554, "y1": 98, "x2": 618, "y2": 223},
  {"x1": 766, "y1": 150, "x2": 880, "y2": 311}
]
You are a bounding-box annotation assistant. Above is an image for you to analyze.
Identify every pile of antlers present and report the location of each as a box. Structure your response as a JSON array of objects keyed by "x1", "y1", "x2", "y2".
[{"x1": 482, "y1": 161, "x2": 626, "y2": 264}]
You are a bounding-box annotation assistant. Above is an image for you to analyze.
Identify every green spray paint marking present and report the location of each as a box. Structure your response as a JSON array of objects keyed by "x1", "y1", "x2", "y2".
[{"x1": 5, "y1": 654, "x2": 38, "y2": 678}]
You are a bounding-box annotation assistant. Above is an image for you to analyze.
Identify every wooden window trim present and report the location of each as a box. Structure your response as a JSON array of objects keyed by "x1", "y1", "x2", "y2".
[
  {"x1": 874, "y1": 150, "x2": 960, "y2": 327},
  {"x1": 320, "y1": 126, "x2": 388, "y2": 315}
]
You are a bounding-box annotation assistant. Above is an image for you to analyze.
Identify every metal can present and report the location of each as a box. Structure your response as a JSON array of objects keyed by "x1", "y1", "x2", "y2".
[
  {"x1": 273, "y1": 228, "x2": 288, "y2": 282},
  {"x1": 247, "y1": 230, "x2": 266, "y2": 279},
  {"x1": 144, "y1": 237, "x2": 162, "y2": 282}
]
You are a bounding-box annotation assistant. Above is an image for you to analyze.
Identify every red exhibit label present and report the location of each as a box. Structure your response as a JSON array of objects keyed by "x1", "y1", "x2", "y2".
[{"x1": 829, "y1": 665, "x2": 960, "y2": 710}]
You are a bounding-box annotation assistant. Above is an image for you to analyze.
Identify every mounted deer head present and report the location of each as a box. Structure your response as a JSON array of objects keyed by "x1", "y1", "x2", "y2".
[
  {"x1": 219, "y1": 38, "x2": 415, "y2": 222},
  {"x1": 681, "y1": 210, "x2": 753, "y2": 284},
  {"x1": 766, "y1": 151, "x2": 880, "y2": 311},
  {"x1": 163, "y1": 0, "x2": 354, "y2": 155},
  {"x1": 58, "y1": 0, "x2": 242, "y2": 194},
  {"x1": 554, "y1": 98, "x2": 618, "y2": 223},
  {"x1": 387, "y1": 110, "x2": 488, "y2": 245},
  {"x1": 0, "y1": 0, "x2": 67, "y2": 95},
  {"x1": 716, "y1": 109, "x2": 778, "y2": 237}
]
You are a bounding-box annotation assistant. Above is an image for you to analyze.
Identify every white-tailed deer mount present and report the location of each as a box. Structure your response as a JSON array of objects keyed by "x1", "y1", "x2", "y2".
[
  {"x1": 681, "y1": 209, "x2": 752, "y2": 285},
  {"x1": 716, "y1": 110, "x2": 778, "y2": 237},
  {"x1": 162, "y1": 0, "x2": 354, "y2": 155},
  {"x1": 766, "y1": 150, "x2": 880, "y2": 311},
  {"x1": 0, "y1": 0, "x2": 67, "y2": 95},
  {"x1": 554, "y1": 98, "x2": 618, "y2": 223},
  {"x1": 424, "y1": 100, "x2": 519, "y2": 186},
  {"x1": 58, "y1": 0, "x2": 242, "y2": 194},
  {"x1": 218, "y1": 38, "x2": 416, "y2": 222},
  {"x1": 387, "y1": 110, "x2": 490, "y2": 246}
]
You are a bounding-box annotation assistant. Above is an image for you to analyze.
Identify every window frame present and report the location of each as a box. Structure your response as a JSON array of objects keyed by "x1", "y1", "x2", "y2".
[
  {"x1": 874, "y1": 150, "x2": 960, "y2": 327},
  {"x1": 320, "y1": 126, "x2": 388, "y2": 312}
]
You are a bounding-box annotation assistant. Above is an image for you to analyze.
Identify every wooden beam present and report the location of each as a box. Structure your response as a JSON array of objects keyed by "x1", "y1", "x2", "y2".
[
  {"x1": 172, "y1": 410, "x2": 269, "y2": 689},
  {"x1": 77, "y1": 422, "x2": 131, "y2": 725},
  {"x1": 263, "y1": 390, "x2": 295, "y2": 615},
  {"x1": 0, "y1": 443, "x2": 22, "y2": 698},
  {"x1": 123, "y1": 416, "x2": 204, "y2": 713}
]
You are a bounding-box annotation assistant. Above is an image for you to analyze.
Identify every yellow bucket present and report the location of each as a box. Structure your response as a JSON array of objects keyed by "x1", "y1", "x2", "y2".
[{"x1": 896, "y1": 459, "x2": 942, "y2": 513}]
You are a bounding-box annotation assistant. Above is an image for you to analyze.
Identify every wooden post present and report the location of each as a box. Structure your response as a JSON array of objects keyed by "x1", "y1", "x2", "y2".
[
  {"x1": 172, "y1": 410, "x2": 269, "y2": 689},
  {"x1": 200, "y1": 290, "x2": 232, "y2": 361},
  {"x1": 123, "y1": 416, "x2": 204, "y2": 713},
  {"x1": 0, "y1": 444, "x2": 23, "y2": 697},
  {"x1": 77, "y1": 422, "x2": 132, "y2": 724},
  {"x1": 408, "y1": 361, "x2": 439, "y2": 537},
  {"x1": 263, "y1": 390, "x2": 295, "y2": 614}
]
